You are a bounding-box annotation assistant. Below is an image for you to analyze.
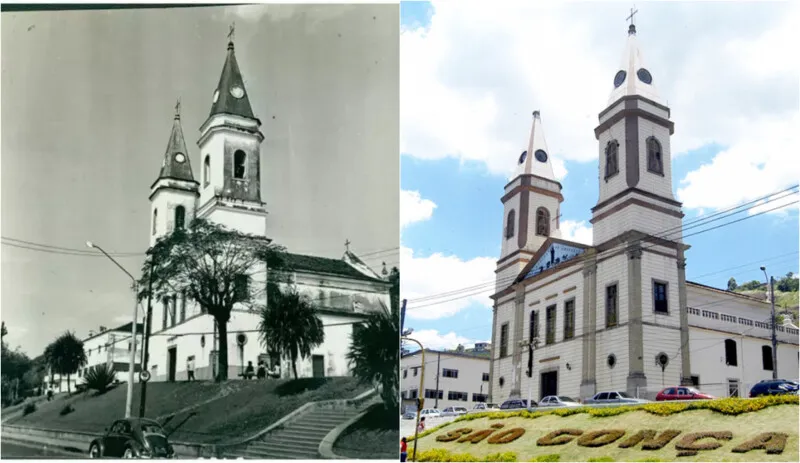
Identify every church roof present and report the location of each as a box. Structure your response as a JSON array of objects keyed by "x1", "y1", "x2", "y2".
[
  {"x1": 607, "y1": 24, "x2": 663, "y2": 107},
  {"x1": 515, "y1": 237, "x2": 592, "y2": 284},
  {"x1": 156, "y1": 104, "x2": 196, "y2": 184},
  {"x1": 283, "y1": 252, "x2": 387, "y2": 283},
  {"x1": 514, "y1": 111, "x2": 557, "y2": 181},
  {"x1": 209, "y1": 41, "x2": 257, "y2": 121}
]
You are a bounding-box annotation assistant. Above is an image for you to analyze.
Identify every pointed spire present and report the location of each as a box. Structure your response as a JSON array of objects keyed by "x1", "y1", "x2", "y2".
[
  {"x1": 515, "y1": 111, "x2": 556, "y2": 181},
  {"x1": 209, "y1": 25, "x2": 256, "y2": 121},
  {"x1": 157, "y1": 100, "x2": 195, "y2": 182},
  {"x1": 607, "y1": 13, "x2": 662, "y2": 106}
]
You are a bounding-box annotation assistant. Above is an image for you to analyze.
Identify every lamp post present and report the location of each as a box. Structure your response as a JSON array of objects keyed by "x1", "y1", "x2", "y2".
[
  {"x1": 402, "y1": 336, "x2": 425, "y2": 462},
  {"x1": 87, "y1": 241, "x2": 139, "y2": 418},
  {"x1": 760, "y1": 266, "x2": 778, "y2": 380},
  {"x1": 520, "y1": 338, "x2": 539, "y2": 409}
]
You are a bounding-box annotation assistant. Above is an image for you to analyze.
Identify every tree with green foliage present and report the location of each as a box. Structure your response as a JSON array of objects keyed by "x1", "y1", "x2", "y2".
[
  {"x1": 727, "y1": 278, "x2": 737, "y2": 291},
  {"x1": 777, "y1": 272, "x2": 799, "y2": 293},
  {"x1": 346, "y1": 267, "x2": 399, "y2": 411},
  {"x1": 44, "y1": 332, "x2": 87, "y2": 395},
  {"x1": 737, "y1": 280, "x2": 764, "y2": 291},
  {"x1": 139, "y1": 218, "x2": 287, "y2": 381},
  {"x1": 258, "y1": 284, "x2": 325, "y2": 379}
]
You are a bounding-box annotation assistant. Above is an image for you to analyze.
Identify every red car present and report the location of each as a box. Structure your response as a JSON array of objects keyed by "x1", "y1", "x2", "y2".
[{"x1": 656, "y1": 386, "x2": 714, "y2": 401}]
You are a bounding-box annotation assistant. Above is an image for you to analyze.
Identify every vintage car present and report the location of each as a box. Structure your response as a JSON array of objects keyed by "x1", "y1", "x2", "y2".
[{"x1": 88, "y1": 418, "x2": 175, "y2": 459}]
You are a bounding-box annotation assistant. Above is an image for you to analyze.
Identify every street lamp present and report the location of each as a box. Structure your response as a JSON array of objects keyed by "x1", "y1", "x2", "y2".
[
  {"x1": 760, "y1": 266, "x2": 778, "y2": 380},
  {"x1": 87, "y1": 241, "x2": 139, "y2": 418}
]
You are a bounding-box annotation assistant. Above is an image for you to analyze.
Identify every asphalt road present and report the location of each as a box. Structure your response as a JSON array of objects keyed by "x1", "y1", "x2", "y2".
[
  {"x1": 400, "y1": 415, "x2": 456, "y2": 438},
  {"x1": 1, "y1": 440, "x2": 83, "y2": 459}
]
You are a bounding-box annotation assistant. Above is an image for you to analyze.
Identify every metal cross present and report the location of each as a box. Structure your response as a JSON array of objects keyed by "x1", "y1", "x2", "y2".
[
  {"x1": 228, "y1": 22, "x2": 235, "y2": 42},
  {"x1": 174, "y1": 98, "x2": 181, "y2": 118},
  {"x1": 345, "y1": 239, "x2": 351, "y2": 252},
  {"x1": 626, "y1": 6, "x2": 638, "y2": 26}
]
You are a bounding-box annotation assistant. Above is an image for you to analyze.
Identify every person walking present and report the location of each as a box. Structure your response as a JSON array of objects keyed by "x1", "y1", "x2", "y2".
[
  {"x1": 400, "y1": 437, "x2": 408, "y2": 462},
  {"x1": 417, "y1": 417, "x2": 426, "y2": 434},
  {"x1": 187, "y1": 356, "x2": 195, "y2": 381}
]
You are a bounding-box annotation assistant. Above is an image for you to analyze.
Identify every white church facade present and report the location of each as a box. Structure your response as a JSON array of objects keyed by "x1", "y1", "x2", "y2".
[
  {"x1": 489, "y1": 23, "x2": 799, "y2": 403},
  {"x1": 143, "y1": 36, "x2": 391, "y2": 383}
]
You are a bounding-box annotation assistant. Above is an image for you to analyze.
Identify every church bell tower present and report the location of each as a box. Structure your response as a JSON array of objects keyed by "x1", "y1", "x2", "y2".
[{"x1": 496, "y1": 111, "x2": 564, "y2": 290}]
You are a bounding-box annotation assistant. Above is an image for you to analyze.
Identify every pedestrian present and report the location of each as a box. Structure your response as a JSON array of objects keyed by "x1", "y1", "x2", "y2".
[
  {"x1": 244, "y1": 361, "x2": 255, "y2": 379},
  {"x1": 256, "y1": 361, "x2": 266, "y2": 380},
  {"x1": 417, "y1": 417, "x2": 425, "y2": 434},
  {"x1": 187, "y1": 356, "x2": 195, "y2": 381},
  {"x1": 400, "y1": 437, "x2": 407, "y2": 462}
]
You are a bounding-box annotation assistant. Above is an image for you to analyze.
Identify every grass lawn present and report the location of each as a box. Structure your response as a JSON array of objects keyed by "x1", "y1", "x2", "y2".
[
  {"x1": 9, "y1": 377, "x2": 369, "y2": 445},
  {"x1": 332, "y1": 403, "x2": 399, "y2": 459},
  {"x1": 411, "y1": 399, "x2": 800, "y2": 462}
]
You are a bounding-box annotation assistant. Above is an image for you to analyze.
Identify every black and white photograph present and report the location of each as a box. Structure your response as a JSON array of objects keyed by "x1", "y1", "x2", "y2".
[{"x1": 1, "y1": 3, "x2": 399, "y2": 460}]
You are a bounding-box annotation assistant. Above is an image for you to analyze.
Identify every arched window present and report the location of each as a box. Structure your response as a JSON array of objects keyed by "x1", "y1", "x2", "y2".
[
  {"x1": 762, "y1": 345, "x2": 774, "y2": 371},
  {"x1": 233, "y1": 150, "x2": 247, "y2": 179},
  {"x1": 536, "y1": 207, "x2": 550, "y2": 236},
  {"x1": 605, "y1": 140, "x2": 619, "y2": 179},
  {"x1": 647, "y1": 137, "x2": 663, "y2": 175},
  {"x1": 505, "y1": 210, "x2": 516, "y2": 239},
  {"x1": 152, "y1": 209, "x2": 158, "y2": 235},
  {"x1": 724, "y1": 339, "x2": 738, "y2": 366},
  {"x1": 203, "y1": 155, "x2": 210, "y2": 187},
  {"x1": 175, "y1": 206, "x2": 186, "y2": 230}
]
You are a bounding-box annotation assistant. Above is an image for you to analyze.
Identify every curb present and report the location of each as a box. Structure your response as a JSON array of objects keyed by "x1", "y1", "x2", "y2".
[{"x1": 318, "y1": 398, "x2": 380, "y2": 459}]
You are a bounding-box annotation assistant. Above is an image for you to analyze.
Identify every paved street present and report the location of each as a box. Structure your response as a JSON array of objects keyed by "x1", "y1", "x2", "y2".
[
  {"x1": 1, "y1": 440, "x2": 83, "y2": 459},
  {"x1": 400, "y1": 415, "x2": 457, "y2": 438}
]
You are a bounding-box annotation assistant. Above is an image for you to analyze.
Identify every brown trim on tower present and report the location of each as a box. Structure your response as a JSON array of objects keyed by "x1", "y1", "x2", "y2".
[
  {"x1": 599, "y1": 95, "x2": 672, "y2": 120},
  {"x1": 545, "y1": 293, "x2": 558, "y2": 301},
  {"x1": 502, "y1": 185, "x2": 563, "y2": 204},
  {"x1": 495, "y1": 256, "x2": 531, "y2": 274},
  {"x1": 594, "y1": 230, "x2": 691, "y2": 254},
  {"x1": 595, "y1": 107, "x2": 675, "y2": 140},
  {"x1": 625, "y1": 115, "x2": 640, "y2": 188},
  {"x1": 518, "y1": 188, "x2": 530, "y2": 248},
  {"x1": 497, "y1": 249, "x2": 537, "y2": 267},
  {"x1": 592, "y1": 187, "x2": 682, "y2": 212},
  {"x1": 563, "y1": 286, "x2": 577, "y2": 294},
  {"x1": 590, "y1": 197, "x2": 685, "y2": 224},
  {"x1": 504, "y1": 173, "x2": 563, "y2": 191}
]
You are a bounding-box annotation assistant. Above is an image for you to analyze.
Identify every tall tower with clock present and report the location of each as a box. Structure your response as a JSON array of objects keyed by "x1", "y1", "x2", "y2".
[
  {"x1": 196, "y1": 37, "x2": 268, "y2": 237},
  {"x1": 495, "y1": 111, "x2": 564, "y2": 290},
  {"x1": 149, "y1": 101, "x2": 200, "y2": 247}
]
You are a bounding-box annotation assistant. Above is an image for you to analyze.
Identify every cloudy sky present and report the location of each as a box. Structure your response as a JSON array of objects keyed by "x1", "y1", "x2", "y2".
[
  {"x1": 400, "y1": 1, "x2": 799, "y2": 351},
  {"x1": 1, "y1": 3, "x2": 399, "y2": 356}
]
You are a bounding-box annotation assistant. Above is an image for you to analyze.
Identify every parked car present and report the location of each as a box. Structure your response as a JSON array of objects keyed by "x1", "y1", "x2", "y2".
[
  {"x1": 499, "y1": 398, "x2": 535, "y2": 409},
  {"x1": 419, "y1": 408, "x2": 441, "y2": 418},
  {"x1": 655, "y1": 387, "x2": 714, "y2": 401},
  {"x1": 472, "y1": 403, "x2": 500, "y2": 411},
  {"x1": 88, "y1": 418, "x2": 174, "y2": 459},
  {"x1": 402, "y1": 406, "x2": 417, "y2": 420},
  {"x1": 749, "y1": 379, "x2": 800, "y2": 397},
  {"x1": 441, "y1": 406, "x2": 468, "y2": 417},
  {"x1": 584, "y1": 391, "x2": 648, "y2": 405},
  {"x1": 538, "y1": 395, "x2": 582, "y2": 407}
]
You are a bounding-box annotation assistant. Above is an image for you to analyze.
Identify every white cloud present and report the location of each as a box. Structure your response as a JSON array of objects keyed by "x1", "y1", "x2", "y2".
[
  {"x1": 401, "y1": 1, "x2": 799, "y2": 202},
  {"x1": 560, "y1": 219, "x2": 593, "y2": 245},
  {"x1": 401, "y1": 190, "x2": 438, "y2": 228},
  {"x1": 404, "y1": 329, "x2": 485, "y2": 351},
  {"x1": 401, "y1": 246, "x2": 496, "y2": 320}
]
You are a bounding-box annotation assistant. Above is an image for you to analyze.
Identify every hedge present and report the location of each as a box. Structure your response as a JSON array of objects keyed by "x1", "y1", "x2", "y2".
[
  {"x1": 617, "y1": 429, "x2": 681, "y2": 450},
  {"x1": 576, "y1": 429, "x2": 626, "y2": 448},
  {"x1": 731, "y1": 432, "x2": 788, "y2": 455},
  {"x1": 675, "y1": 431, "x2": 733, "y2": 451}
]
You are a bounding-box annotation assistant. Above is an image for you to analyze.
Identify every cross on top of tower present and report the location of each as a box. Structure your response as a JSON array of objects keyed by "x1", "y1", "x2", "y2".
[
  {"x1": 345, "y1": 239, "x2": 351, "y2": 252},
  {"x1": 228, "y1": 22, "x2": 235, "y2": 43},
  {"x1": 627, "y1": 6, "x2": 638, "y2": 35},
  {"x1": 174, "y1": 97, "x2": 181, "y2": 120}
]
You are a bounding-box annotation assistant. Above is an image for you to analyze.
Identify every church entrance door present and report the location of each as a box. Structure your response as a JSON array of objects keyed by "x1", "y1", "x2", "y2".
[
  {"x1": 312, "y1": 355, "x2": 325, "y2": 378},
  {"x1": 167, "y1": 347, "x2": 177, "y2": 382},
  {"x1": 540, "y1": 370, "x2": 558, "y2": 398}
]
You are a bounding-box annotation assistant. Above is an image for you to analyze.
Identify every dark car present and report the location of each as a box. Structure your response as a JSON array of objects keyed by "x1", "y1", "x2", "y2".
[
  {"x1": 655, "y1": 386, "x2": 714, "y2": 401},
  {"x1": 88, "y1": 418, "x2": 175, "y2": 459},
  {"x1": 749, "y1": 379, "x2": 799, "y2": 398},
  {"x1": 499, "y1": 398, "x2": 536, "y2": 409}
]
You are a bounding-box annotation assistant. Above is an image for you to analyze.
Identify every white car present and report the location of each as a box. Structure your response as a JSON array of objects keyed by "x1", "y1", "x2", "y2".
[
  {"x1": 538, "y1": 395, "x2": 582, "y2": 407},
  {"x1": 419, "y1": 408, "x2": 441, "y2": 419},
  {"x1": 472, "y1": 403, "x2": 500, "y2": 411},
  {"x1": 440, "y1": 406, "x2": 468, "y2": 417}
]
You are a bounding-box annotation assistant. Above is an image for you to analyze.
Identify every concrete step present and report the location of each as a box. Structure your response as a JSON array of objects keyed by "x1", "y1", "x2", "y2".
[
  {"x1": 297, "y1": 417, "x2": 347, "y2": 427},
  {"x1": 261, "y1": 434, "x2": 323, "y2": 446},
  {"x1": 247, "y1": 441, "x2": 317, "y2": 453},
  {"x1": 230, "y1": 447, "x2": 320, "y2": 460},
  {"x1": 287, "y1": 425, "x2": 336, "y2": 435}
]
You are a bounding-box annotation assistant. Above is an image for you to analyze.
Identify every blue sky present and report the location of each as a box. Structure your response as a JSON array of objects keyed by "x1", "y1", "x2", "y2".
[{"x1": 399, "y1": 1, "x2": 799, "y2": 350}]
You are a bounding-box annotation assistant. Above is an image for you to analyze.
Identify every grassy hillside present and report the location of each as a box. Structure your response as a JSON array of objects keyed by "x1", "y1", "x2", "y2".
[
  {"x1": 9, "y1": 377, "x2": 369, "y2": 444},
  {"x1": 410, "y1": 397, "x2": 799, "y2": 462}
]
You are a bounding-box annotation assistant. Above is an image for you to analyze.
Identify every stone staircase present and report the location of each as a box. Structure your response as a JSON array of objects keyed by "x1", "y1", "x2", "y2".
[{"x1": 223, "y1": 406, "x2": 363, "y2": 459}]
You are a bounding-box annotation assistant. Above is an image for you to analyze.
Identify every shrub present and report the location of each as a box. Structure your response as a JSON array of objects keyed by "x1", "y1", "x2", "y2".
[
  {"x1": 491, "y1": 423, "x2": 506, "y2": 429},
  {"x1": 84, "y1": 364, "x2": 115, "y2": 394},
  {"x1": 577, "y1": 429, "x2": 626, "y2": 447},
  {"x1": 676, "y1": 450, "x2": 697, "y2": 457},
  {"x1": 23, "y1": 402, "x2": 36, "y2": 415},
  {"x1": 532, "y1": 454, "x2": 561, "y2": 462},
  {"x1": 587, "y1": 457, "x2": 615, "y2": 462},
  {"x1": 537, "y1": 429, "x2": 583, "y2": 446},
  {"x1": 487, "y1": 428, "x2": 526, "y2": 444},
  {"x1": 414, "y1": 448, "x2": 481, "y2": 462},
  {"x1": 485, "y1": 452, "x2": 518, "y2": 462},
  {"x1": 59, "y1": 404, "x2": 74, "y2": 416},
  {"x1": 436, "y1": 428, "x2": 473, "y2": 442},
  {"x1": 675, "y1": 431, "x2": 733, "y2": 451},
  {"x1": 731, "y1": 432, "x2": 788, "y2": 455},
  {"x1": 618, "y1": 429, "x2": 681, "y2": 450},
  {"x1": 458, "y1": 430, "x2": 495, "y2": 444}
]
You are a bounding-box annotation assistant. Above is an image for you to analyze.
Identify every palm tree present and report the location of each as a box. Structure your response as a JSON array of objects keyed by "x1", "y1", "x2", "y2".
[
  {"x1": 346, "y1": 301, "x2": 399, "y2": 410},
  {"x1": 45, "y1": 332, "x2": 87, "y2": 394},
  {"x1": 258, "y1": 284, "x2": 325, "y2": 379}
]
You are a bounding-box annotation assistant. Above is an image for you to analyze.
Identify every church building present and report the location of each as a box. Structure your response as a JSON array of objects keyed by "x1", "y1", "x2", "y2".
[
  {"x1": 144, "y1": 34, "x2": 392, "y2": 382},
  {"x1": 489, "y1": 22, "x2": 799, "y2": 403}
]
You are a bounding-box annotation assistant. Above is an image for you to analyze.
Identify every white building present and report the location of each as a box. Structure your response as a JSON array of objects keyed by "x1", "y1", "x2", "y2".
[
  {"x1": 400, "y1": 349, "x2": 491, "y2": 411},
  {"x1": 143, "y1": 35, "x2": 391, "y2": 382},
  {"x1": 489, "y1": 22, "x2": 799, "y2": 404}
]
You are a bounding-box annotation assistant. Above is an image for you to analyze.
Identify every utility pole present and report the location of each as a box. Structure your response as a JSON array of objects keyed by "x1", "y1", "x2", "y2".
[
  {"x1": 401, "y1": 298, "x2": 407, "y2": 335},
  {"x1": 402, "y1": 337, "x2": 425, "y2": 462},
  {"x1": 139, "y1": 261, "x2": 155, "y2": 417},
  {"x1": 526, "y1": 338, "x2": 539, "y2": 408},
  {"x1": 434, "y1": 351, "x2": 441, "y2": 408},
  {"x1": 761, "y1": 267, "x2": 779, "y2": 379}
]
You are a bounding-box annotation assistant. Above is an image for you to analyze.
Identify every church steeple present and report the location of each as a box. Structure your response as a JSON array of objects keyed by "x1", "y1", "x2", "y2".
[
  {"x1": 607, "y1": 19, "x2": 661, "y2": 106},
  {"x1": 209, "y1": 30, "x2": 257, "y2": 122},
  {"x1": 515, "y1": 111, "x2": 556, "y2": 181},
  {"x1": 156, "y1": 99, "x2": 195, "y2": 183}
]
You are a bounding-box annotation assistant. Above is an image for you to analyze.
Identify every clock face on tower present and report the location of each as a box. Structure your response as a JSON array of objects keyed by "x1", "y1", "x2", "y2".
[
  {"x1": 613, "y1": 70, "x2": 626, "y2": 88},
  {"x1": 175, "y1": 153, "x2": 186, "y2": 164},
  {"x1": 518, "y1": 151, "x2": 528, "y2": 164},
  {"x1": 637, "y1": 68, "x2": 653, "y2": 84},
  {"x1": 534, "y1": 149, "x2": 548, "y2": 163},
  {"x1": 230, "y1": 86, "x2": 244, "y2": 99}
]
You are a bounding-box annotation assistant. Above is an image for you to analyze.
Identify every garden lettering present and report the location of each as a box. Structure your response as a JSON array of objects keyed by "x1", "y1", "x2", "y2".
[{"x1": 435, "y1": 425, "x2": 788, "y2": 457}]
